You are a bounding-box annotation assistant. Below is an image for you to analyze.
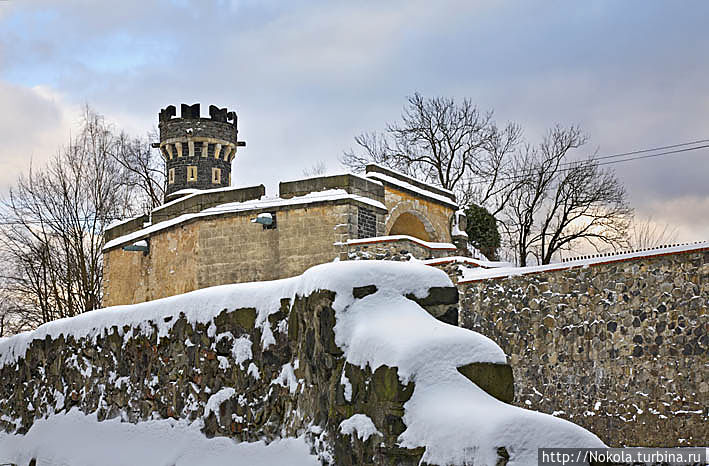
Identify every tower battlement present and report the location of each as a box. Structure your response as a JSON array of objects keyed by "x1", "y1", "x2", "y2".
[{"x1": 158, "y1": 103, "x2": 246, "y2": 201}]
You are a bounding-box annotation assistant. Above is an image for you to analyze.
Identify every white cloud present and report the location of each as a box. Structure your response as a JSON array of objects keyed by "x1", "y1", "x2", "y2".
[
  {"x1": 636, "y1": 197, "x2": 709, "y2": 243},
  {"x1": 0, "y1": 81, "x2": 78, "y2": 194}
]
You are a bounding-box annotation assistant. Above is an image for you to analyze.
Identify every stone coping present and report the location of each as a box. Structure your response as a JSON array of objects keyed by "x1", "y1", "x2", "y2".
[
  {"x1": 364, "y1": 164, "x2": 457, "y2": 202},
  {"x1": 422, "y1": 256, "x2": 513, "y2": 269},
  {"x1": 342, "y1": 235, "x2": 457, "y2": 251}
]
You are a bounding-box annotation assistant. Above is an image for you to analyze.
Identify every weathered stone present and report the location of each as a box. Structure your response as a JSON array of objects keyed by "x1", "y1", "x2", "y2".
[
  {"x1": 458, "y1": 248, "x2": 709, "y2": 447},
  {"x1": 457, "y1": 362, "x2": 514, "y2": 403},
  {"x1": 352, "y1": 285, "x2": 378, "y2": 299}
]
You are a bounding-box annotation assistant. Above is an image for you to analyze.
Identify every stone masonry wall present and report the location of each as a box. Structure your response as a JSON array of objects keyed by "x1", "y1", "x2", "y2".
[
  {"x1": 346, "y1": 237, "x2": 456, "y2": 262},
  {"x1": 377, "y1": 184, "x2": 455, "y2": 244},
  {"x1": 458, "y1": 249, "x2": 709, "y2": 447},
  {"x1": 0, "y1": 276, "x2": 511, "y2": 466},
  {"x1": 103, "y1": 200, "x2": 386, "y2": 307}
]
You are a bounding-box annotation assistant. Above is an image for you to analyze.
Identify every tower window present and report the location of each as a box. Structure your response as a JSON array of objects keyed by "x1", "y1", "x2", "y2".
[
  {"x1": 212, "y1": 167, "x2": 221, "y2": 184},
  {"x1": 168, "y1": 168, "x2": 175, "y2": 184},
  {"x1": 187, "y1": 166, "x2": 198, "y2": 182}
]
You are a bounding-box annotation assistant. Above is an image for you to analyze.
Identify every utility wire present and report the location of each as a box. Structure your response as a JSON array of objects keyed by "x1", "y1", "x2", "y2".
[{"x1": 463, "y1": 142, "x2": 709, "y2": 184}]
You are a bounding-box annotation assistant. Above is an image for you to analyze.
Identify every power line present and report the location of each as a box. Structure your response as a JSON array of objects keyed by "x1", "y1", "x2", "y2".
[
  {"x1": 463, "y1": 141, "x2": 709, "y2": 184},
  {"x1": 572, "y1": 138, "x2": 709, "y2": 164}
]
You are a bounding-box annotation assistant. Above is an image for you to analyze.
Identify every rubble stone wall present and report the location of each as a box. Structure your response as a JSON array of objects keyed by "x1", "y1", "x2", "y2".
[
  {"x1": 346, "y1": 237, "x2": 457, "y2": 262},
  {"x1": 458, "y1": 249, "x2": 709, "y2": 447},
  {"x1": 0, "y1": 280, "x2": 511, "y2": 465}
]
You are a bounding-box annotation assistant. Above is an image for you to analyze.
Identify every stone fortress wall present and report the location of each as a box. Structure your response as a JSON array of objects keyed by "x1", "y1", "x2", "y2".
[
  {"x1": 103, "y1": 166, "x2": 459, "y2": 307},
  {"x1": 0, "y1": 265, "x2": 514, "y2": 466},
  {"x1": 457, "y1": 246, "x2": 709, "y2": 447}
]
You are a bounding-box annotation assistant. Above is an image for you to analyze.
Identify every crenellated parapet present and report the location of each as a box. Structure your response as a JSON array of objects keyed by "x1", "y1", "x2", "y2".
[{"x1": 158, "y1": 103, "x2": 246, "y2": 201}]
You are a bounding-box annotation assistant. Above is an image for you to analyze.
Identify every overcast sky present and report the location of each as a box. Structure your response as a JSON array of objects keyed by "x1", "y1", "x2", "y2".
[{"x1": 1, "y1": 0, "x2": 708, "y2": 242}]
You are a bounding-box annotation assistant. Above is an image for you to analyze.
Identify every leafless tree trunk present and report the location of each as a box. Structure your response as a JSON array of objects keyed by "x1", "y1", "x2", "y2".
[{"x1": 503, "y1": 126, "x2": 632, "y2": 266}]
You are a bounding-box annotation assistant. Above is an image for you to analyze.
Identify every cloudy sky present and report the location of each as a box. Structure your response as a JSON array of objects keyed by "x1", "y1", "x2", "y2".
[{"x1": 1, "y1": 0, "x2": 708, "y2": 242}]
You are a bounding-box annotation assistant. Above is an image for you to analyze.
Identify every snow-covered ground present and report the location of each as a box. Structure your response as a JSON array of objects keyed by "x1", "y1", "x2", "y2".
[
  {"x1": 0, "y1": 260, "x2": 605, "y2": 465},
  {"x1": 0, "y1": 409, "x2": 319, "y2": 466}
]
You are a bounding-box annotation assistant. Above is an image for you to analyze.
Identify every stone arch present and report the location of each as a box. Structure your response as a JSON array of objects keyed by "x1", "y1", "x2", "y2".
[{"x1": 386, "y1": 208, "x2": 438, "y2": 242}]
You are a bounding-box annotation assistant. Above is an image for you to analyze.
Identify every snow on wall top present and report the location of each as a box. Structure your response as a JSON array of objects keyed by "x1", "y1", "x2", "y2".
[
  {"x1": 342, "y1": 234, "x2": 456, "y2": 250},
  {"x1": 460, "y1": 241, "x2": 709, "y2": 282},
  {"x1": 0, "y1": 261, "x2": 451, "y2": 368},
  {"x1": 421, "y1": 255, "x2": 513, "y2": 269},
  {"x1": 103, "y1": 189, "x2": 387, "y2": 251},
  {"x1": 365, "y1": 163, "x2": 456, "y2": 196},
  {"x1": 105, "y1": 214, "x2": 145, "y2": 231},
  {"x1": 365, "y1": 171, "x2": 458, "y2": 209},
  {"x1": 152, "y1": 185, "x2": 251, "y2": 213}
]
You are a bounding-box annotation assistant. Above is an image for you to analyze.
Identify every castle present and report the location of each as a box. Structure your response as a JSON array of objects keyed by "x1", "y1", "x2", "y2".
[
  {"x1": 100, "y1": 104, "x2": 707, "y2": 447},
  {"x1": 102, "y1": 103, "x2": 469, "y2": 306}
]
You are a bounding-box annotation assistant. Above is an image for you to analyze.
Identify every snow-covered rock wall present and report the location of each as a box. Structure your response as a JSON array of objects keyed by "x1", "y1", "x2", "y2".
[
  {"x1": 459, "y1": 248, "x2": 709, "y2": 448},
  {"x1": 0, "y1": 261, "x2": 603, "y2": 465}
]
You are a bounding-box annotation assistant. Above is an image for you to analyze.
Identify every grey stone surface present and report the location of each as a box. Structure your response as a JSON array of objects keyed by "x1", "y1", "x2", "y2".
[
  {"x1": 0, "y1": 282, "x2": 513, "y2": 465},
  {"x1": 458, "y1": 250, "x2": 709, "y2": 447}
]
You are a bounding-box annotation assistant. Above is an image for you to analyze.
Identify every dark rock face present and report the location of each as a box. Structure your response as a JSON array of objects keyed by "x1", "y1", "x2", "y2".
[
  {"x1": 0, "y1": 282, "x2": 514, "y2": 465},
  {"x1": 459, "y1": 249, "x2": 709, "y2": 447},
  {"x1": 457, "y1": 363, "x2": 514, "y2": 403}
]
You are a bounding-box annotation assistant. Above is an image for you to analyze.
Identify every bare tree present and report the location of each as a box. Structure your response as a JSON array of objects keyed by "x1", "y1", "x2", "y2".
[
  {"x1": 302, "y1": 160, "x2": 328, "y2": 177},
  {"x1": 627, "y1": 216, "x2": 678, "y2": 250},
  {"x1": 342, "y1": 93, "x2": 521, "y2": 211},
  {"x1": 503, "y1": 126, "x2": 632, "y2": 266},
  {"x1": 111, "y1": 130, "x2": 166, "y2": 212},
  {"x1": 0, "y1": 108, "x2": 136, "y2": 328}
]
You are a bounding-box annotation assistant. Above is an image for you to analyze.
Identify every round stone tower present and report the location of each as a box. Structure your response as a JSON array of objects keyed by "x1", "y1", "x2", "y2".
[{"x1": 158, "y1": 103, "x2": 246, "y2": 202}]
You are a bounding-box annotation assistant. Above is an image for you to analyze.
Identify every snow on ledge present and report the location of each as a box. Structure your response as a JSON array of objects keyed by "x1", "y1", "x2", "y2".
[
  {"x1": 460, "y1": 241, "x2": 709, "y2": 282},
  {"x1": 153, "y1": 185, "x2": 256, "y2": 213},
  {"x1": 106, "y1": 214, "x2": 145, "y2": 231},
  {"x1": 342, "y1": 234, "x2": 457, "y2": 250},
  {"x1": 365, "y1": 163, "x2": 456, "y2": 196},
  {"x1": 339, "y1": 414, "x2": 382, "y2": 442},
  {"x1": 335, "y1": 266, "x2": 604, "y2": 464},
  {"x1": 365, "y1": 171, "x2": 458, "y2": 208},
  {"x1": 104, "y1": 189, "x2": 387, "y2": 251},
  {"x1": 0, "y1": 260, "x2": 452, "y2": 368},
  {"x1": 421, "y1": 255, "x2": 513, "y2": 269}
]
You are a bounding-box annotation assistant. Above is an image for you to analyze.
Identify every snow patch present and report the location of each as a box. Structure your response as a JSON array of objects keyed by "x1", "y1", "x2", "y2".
[
  {"x1": 0, "y1": 409, "x2": 319, "y2": 466},
  {"x1": 340, "y1": 370, "x2": 352, "y2": 402},
  {"x1": 204, "y1": 388, "x2": 236, "y2": 419},
  {"x1": 272, "y1": 362, "x2": 299, "y2": 395},
  {"x1": 339, "y1": 414, "x2": 382, "y2": 442}
]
